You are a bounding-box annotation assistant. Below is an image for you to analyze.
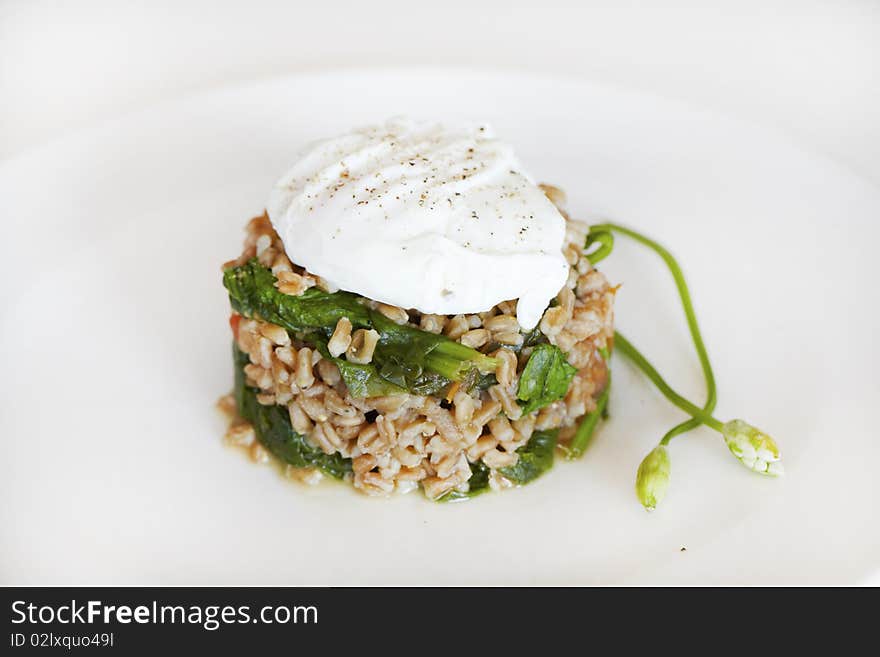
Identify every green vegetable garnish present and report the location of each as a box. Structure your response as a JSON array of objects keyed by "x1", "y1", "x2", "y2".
[
  {"x1": 592, "y1": 223, "x2": 717, "y2": 446},
  {"x1": 584, "y1": 227, "x2": 615, "y2": 265},
  {"x1": 635, "y1": 445, "x2": 671, "y2": 511},
  {"x1": 224, "y1": 258, "x2": 370, "y2": 331},
  {"x1": 309, "y1": 335, "x2": 407, "y2": 398},
  {"x1": 224, "y1": 259, "x2": 497, "y2": 396},
  {"x1": 224, "y1": 217, "x2": 782, "y2": 508},
  {"x1": 615, "y1": 332, "x2": 783, "y2": 475},
  {"x1": 438, "y1": 462, "x2": 491, "y2": 502},
  {"x1": 439, "y1": 429, "x2": 559, "y2": 502},
  {"x1": 233, "y1": 345, "x2": 352, "y2": 478},
  {"x1": 497, "y1": 429, "x2": 559, "y2": 484},
  {"x1": 516, "y1": 344, "x2": 577, "y2": 415},
  {"x1": 586, "y1": 222, "x2": 784, "y2": 510},
  {"x1": 564, "y1": 371, "x2": 611, "y2": 460}
]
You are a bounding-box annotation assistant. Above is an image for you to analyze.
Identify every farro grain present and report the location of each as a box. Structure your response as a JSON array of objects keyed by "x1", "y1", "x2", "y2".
[
  {"x1": 563, "y1": 242, "x2": 581, "y2": 266},
  {"x1": 224, "y1": 422, "x2": 255, "y2": 447},
  {"x1": 470, "y1": 399, "x2": 502, "y2": 428},
  {"x1": 540, "y1": 306, "x2": 568, "y2": 337},
  {"x1": 512, "y1": 414, "x2": 536, "y2": 443},
  {"x1": 285, "y1": 465, "x2": 324, "y2": 486},
  {"x1": 483, "y1": 314, "x2": 519, "y2": 334},
  {"x1": 287, "y1": 400, "x2": 313, "y2": 434},
  {"x1": 398, "y1": 419, "x2": 435, "y2": 444},
  {"x1": 257, "y1": 336, "x2": 273, "y2": 369},
  {"x1": 368, "y1": 395, "x2": 409, "y2": 414},
  {"x1": 488, "y1": 415, "x2": 515, "y2": 444},
  {"x1": 577, "y1": 270, "x2": 608, "y2": 297},
  {"x1": 488, "y1": 470, "x2": 514, "y2": 492},
  {"x1": 358, "y1": 471, "x2": 396, "y2": 495},
  {"x1": 271, "y1": 253, "x2": 293, "y2": 275},
  {"x1": 419, "y1": 314, "x2": 446, "y2": 334},
  {"x1": 558, "y1": 287, "x2": 575, "y2": 314},
  {"x1": 374, "y1": 415, "x2": 397, "y2": 451},
  {"x1": 352, "y1": 453, "x2": 377, "y2": 474},
  {"x1": 255, "y1": 234, "x2": 272, "y2": 257},
  {"x1": 314, "y1": 276, "x2": 339, "y2": 293},
  {"x1": 452, "y1": 390, "x2": 475, "y2": 425},
  {"x1": 488, "y1": 384, "x2": 523, "y2": 421},
  {"x1": 327, "y1": 317, "x2": 353, "y2": 357},
  {"x1": 467, "y1": 435, "x2": 497, "y2": 460},
  {"x1": 334, "y1": 423, "x2": 363, "y2": 440},
  {"x1": 299, "y1": 396, "x2": 329, "y2": 423},
  {"x1": 397, "y1": 466, "x2": 427, "y2": 481},
  {"x1": 420, "y1": 477, "x2": 453, "y2": 500},
  {"x1": 259, "y1": 322, "x2": 290, "y2": 346},
  {"x1": 223, "y1": 207, "x2": 616, "y2": 497},
  {"x1": 276, "y1": 271, "x2": 315, "y2": 296},
  {"x1": 539, "y1": 183, "x2": 567, "y2": 208},
  {"x1": 460, "y1": 328, "x2": 490, "y2": 348},
  {"x1": 275, "y1": 345, "x2": 296, "y2": 367},
  {"x1": 492, "y1": 348, "x2": 518, "y2": 387},
  {"x1": 482, "y1": 448, "x2": 518, "y2": 469},
  {"x1": 496, "y1": 300, "x2": 517, "y2": 316},
  {"x1": 377, "y1": 303, "x2": 410, "y2": 325},
  {"x1": 249, "y1": 441, "x2": 271, "y2": 464},
  {"x1": 216, "y1": 394, "x2": 237, "y2": 419},
  {"x1": 555, "y1": 330, "x2": 578, "y2": 352},
  {"x1": 393, "y1": 444, "x2": 424, "y2": 468},
  {"x1": 315, "y1": 358, "x2": 341, "y2": 386},
  {"x1": 444, "y1": 314, "x2": 469, "y2": 339},
  {"x1": 346, "y1": 328, "x2": 379, "y2": 364},
  {"x1": 535, "y1": 403, "x2": 566, "y2": 431},
  {"x1": 494, "y1": 330, "x2": 524, "y2": 346},
  {"x1": 295, "y1": 347, "x2": 316, "y2": 389},
  {"x1": 318, "y1": 421, "x2": 344, "y2": 450},
  {"x1": 566, "y1": 315, "x2": 601, "y2": 341}
]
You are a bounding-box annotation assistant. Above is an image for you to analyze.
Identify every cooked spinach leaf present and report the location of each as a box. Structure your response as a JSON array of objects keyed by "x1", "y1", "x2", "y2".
[
  {"x1": 233, "y1": 345, "x2": 352, "y2": 478},
  {"x1": 438, "y1": 429, "x2": 559, "y2": 501},
  {"x1": 516, "y1": 344, "x2": 578, "y2": 414},
  {"x1": 498, "y1": 429, "x2": 559, "y2": 484},
  {"x1": 309, "y1": 336, "x2": 406, "y2": 398},
  {"x1": 565, "y1": 369, "x2": 611, "y2": 459},
  {"x1": 224, "y1": 259, "x2": 496, "y2": 396},
  {"x1": 224, "y1": 259, "x2": 371, "y2": 331},
  {"x1": 438, "y1": 461, "x2": 492, "y2": 502}
]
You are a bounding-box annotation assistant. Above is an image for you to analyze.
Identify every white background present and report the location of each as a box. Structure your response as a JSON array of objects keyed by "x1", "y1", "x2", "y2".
[{"x1": 1, "y1": 0, "x2": 879, "y2": 186}]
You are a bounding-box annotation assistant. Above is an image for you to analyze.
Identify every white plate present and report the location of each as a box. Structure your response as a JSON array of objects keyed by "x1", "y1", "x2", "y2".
[{"x1": 2, "y1": 70, "x2": 878, "y2": 585}]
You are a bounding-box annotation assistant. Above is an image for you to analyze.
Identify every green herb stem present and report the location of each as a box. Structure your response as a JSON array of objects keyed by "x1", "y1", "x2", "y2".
[
  {"x1": 614, "y1": 331, "x2": 723, "y2": 433},
  {"x1": 585, "y1": 228, "x2": 615, "y2": 265},
  {"x1": 224, "y1": 259, "x2": 497, "y2": 394},
  {"x1": 592, "y1": 222, "x2": 718, "y2": 441},
  {"x1": 431, "y1": 340, "x2": 498, "y2": 375},
  {"x1": 566, "y1": 372, "x2": 611, "y2": 459}
]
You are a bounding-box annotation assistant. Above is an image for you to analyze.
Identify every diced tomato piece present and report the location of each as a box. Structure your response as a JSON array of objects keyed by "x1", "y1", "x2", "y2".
[{"x1": 229, "y1": 314, "x2": 241, "y2": 341}]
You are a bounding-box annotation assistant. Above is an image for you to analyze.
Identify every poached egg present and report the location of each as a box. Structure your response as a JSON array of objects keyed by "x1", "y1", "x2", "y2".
[{"x1": 266, "y1": 118, "x2": 569, "y2": 329}]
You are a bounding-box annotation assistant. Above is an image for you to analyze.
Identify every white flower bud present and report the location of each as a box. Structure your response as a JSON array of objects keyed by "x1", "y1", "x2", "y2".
[
  {"x1": 635, "y1": 445, "x2": 671, "y2": 511},
  {"x1": 722, "y1": 419, "x2": 783, "y2": 476}
]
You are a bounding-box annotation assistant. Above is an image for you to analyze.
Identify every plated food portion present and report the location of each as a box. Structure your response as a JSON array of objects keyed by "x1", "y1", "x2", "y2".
[
  {"x1": 219, "y1": 119, "x2": 614, "y2": 499},
  {"x1": 219, "y1": 117, "x2": 783, "y2": 508}
]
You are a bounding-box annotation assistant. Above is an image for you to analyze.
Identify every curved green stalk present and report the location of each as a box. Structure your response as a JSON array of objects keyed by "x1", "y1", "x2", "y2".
[
  {"x1": 566, "y1": 372, "x2": 611, "y2": 458},
  {"x1": 585, "y1": 228, "x2": 615, "y2": 265},
  {"x1": 614, "y1": 332, "x2": 723, "y2": 432},
  {"x1": 592, "y1": 223, "x2": 717, "y2": 442}
]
